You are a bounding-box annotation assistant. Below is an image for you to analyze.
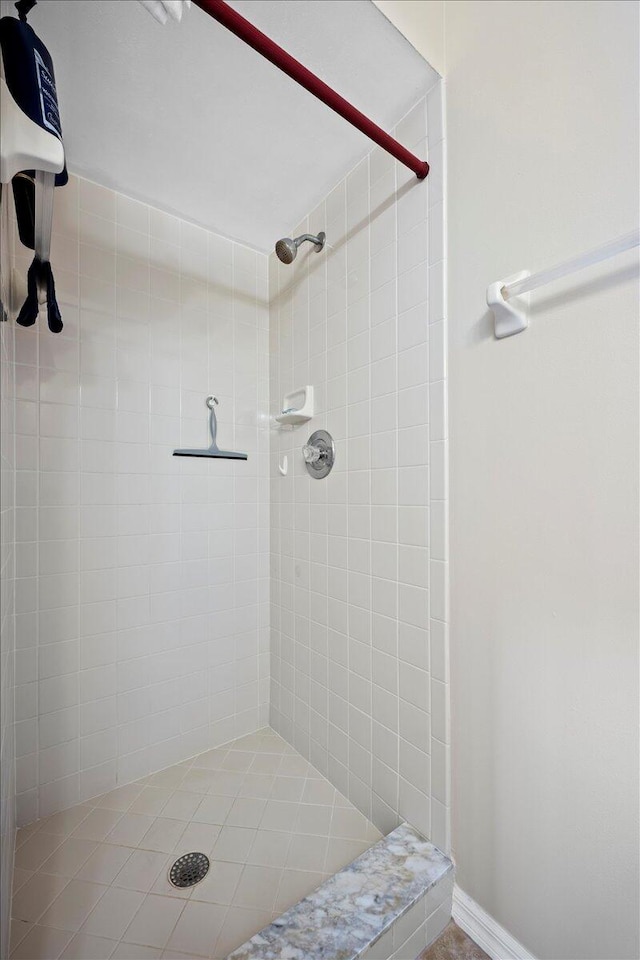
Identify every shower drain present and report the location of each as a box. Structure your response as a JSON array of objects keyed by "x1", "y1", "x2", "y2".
[{"x1": 169, "y1": 852, "x2": 210, "y2": 888}]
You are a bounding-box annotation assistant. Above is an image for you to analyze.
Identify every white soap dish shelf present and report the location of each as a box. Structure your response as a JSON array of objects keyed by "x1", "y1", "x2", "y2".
[{"x1": 275, "y1": 386, "x2": 314, "y2": 425}]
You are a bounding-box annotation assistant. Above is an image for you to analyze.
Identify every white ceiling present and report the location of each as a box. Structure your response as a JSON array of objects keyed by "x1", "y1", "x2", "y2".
[{"x1": 26, "y1": 0, "x2": 437, "y2": 251}]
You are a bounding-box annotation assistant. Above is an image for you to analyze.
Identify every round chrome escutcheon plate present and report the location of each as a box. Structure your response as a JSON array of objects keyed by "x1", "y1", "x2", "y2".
[{"x1": 304, "y1": 429, "x2": 335, "y2": 479}]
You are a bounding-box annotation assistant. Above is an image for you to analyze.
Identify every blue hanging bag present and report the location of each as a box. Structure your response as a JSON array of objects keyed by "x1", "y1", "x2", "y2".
[{"x1": 0, "y1": 0, "x2": 67, "y2": 332}]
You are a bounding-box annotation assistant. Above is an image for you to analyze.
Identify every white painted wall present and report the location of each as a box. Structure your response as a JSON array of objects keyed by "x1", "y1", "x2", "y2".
[
  {"x1": 365, "y1": 2, "x2": 640, "y2": 959},
  {"x1": 28, "y1": 0, "x2": 437, "y2": 252},
  {"x1": 269, "y1": 88, "x2": 450, "y2": 850},
  {"x1": 373, "y1": 0, "x2": 445, "y2": 77},
  {"x1": 10, "y1": 175, "x2": 270, "y2": 826}
]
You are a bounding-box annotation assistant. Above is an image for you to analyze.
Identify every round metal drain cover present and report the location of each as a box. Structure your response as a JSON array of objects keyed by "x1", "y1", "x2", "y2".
[{"x1": 169, "y1": 852, "x2": 210, "y2": 888}]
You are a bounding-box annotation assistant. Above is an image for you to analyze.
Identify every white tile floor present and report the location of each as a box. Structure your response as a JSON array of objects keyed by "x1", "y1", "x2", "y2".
[{"x1": 10, "y1": 728, "x2": 382, "y2": 959}]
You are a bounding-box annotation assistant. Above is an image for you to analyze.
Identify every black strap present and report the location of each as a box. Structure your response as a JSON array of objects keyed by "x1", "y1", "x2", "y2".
[
  {"x1": 44, "y1": 261, "x2": 63, "y2": 333},
  {"x1": 16, "y1": 257, "x2": 39, "y2": 326},
  {"x1": 15, "y1": 0, "x2": 37, "y2": 22},
  {"x1": 16, "y1": 257, "x2": 63, "y2": 332}
]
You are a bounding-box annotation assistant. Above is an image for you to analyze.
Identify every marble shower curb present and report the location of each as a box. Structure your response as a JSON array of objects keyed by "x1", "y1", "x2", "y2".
[{"x1": 227, "y1": 822, "x2": 454, "y2": 960}]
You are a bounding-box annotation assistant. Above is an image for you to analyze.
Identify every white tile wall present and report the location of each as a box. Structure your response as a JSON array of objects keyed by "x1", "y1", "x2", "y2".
[
  {"x1": 1, "y1": 177, "x2": 17, "y2": 960},
  {"x1": 269, "y1": 83, "x2": 450, "y2": 850},
  {"x1": 10, "y1": 175, "x2": 271, "y2": 826}
]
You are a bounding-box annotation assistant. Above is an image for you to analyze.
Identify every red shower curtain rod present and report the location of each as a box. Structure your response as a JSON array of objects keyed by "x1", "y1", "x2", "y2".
[{"x1": 192, "y1": 0, "x2": 429, "y2": 180}]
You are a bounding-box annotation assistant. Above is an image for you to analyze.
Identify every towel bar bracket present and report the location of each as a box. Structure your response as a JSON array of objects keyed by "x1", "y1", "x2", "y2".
[{"x1": 487, "y1": 271, "x2": 530, "y2": 339}]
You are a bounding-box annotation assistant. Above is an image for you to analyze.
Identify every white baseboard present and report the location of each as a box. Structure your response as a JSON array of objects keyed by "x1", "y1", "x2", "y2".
[{"x1": 452, "y1": 884, "x2": 536, "y2": 960}]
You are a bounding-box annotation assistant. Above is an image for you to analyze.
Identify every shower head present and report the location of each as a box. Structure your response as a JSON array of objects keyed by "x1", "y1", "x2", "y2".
[{"x1": 275, "y1": 232, "x2": 325, "y2": 264}]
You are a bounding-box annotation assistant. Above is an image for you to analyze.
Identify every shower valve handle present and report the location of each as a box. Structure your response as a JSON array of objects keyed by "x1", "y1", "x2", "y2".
[{"x1": 302, "y1": 442, "x2": 323, "y2": 465}]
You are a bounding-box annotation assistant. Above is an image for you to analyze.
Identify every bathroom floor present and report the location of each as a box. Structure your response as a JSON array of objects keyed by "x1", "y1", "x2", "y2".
[
  {"x1": 418, "y1": 920, "x2": 489, "y2": 960},
  {"x1": 10, "y1": 728, "x2": 382, "y2": 960},
  {"x1": 419, "y1": 922, "x2": 490, "y2": 960}
]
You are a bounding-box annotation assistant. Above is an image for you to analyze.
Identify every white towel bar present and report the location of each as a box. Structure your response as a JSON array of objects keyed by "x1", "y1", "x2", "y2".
[{"x1": 488, "y1": 228, "x2": 640, "y2": 339}]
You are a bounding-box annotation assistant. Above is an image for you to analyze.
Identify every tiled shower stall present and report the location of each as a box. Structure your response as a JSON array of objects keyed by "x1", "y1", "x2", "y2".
[{"x1": 0, "y1": 79, "x2": 448, "y2": 958}]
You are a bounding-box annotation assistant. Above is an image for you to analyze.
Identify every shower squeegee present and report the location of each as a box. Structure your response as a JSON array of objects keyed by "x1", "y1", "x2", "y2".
[{"x1": 173, "y1": 396, "x2": 248, "y2": 460}]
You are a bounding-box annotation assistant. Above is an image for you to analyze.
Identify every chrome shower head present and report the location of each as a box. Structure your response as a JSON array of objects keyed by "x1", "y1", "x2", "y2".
[
  {"x1": 274, "y1": 237, "x2": 297, "y2": 264},
  {"x1": 275, "y1": 232, "x2": 325, "y2": 264}
]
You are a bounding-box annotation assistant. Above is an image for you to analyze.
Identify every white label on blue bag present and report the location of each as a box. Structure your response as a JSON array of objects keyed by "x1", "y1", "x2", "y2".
[{"x1": 34, "y1": 48, "x2": 62, "y2": 139}]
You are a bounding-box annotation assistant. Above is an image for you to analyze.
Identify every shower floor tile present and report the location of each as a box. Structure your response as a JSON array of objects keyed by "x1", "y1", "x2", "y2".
[{"x1": 10, "y1": 728, "x2": 382, "y2": 960}]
